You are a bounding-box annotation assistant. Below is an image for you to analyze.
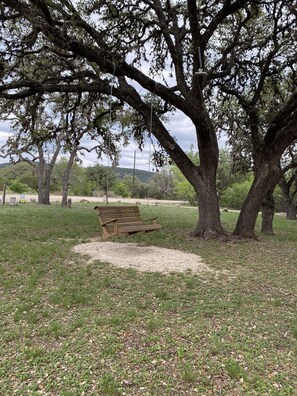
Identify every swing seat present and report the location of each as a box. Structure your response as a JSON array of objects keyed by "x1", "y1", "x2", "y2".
[{"x1": 94, "y1": 205, "x2": 161, "y2": 239}]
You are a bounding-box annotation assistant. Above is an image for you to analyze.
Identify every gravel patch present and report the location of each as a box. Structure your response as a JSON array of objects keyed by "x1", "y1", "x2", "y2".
[{"x1": 73, "y1": 241, "x2": 215, "y2": 274}]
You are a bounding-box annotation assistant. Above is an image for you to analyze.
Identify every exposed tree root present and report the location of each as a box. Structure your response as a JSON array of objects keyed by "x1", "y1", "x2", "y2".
[
  {"x1": 261, "y1": 230, "x2": 275, "y2": 236},
  {"x1": 189, "y1": 228, "x2": 261, "y2": 242},
  {"x1": 189, "y1": 228, "x2": 231, "y2": 241},
  {"x1": 232, "y1": 231, "x2": 259, "y2": 241}
]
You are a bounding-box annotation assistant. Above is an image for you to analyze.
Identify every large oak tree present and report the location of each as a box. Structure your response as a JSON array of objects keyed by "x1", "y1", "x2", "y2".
[{"x1": 0, "y1": 0, "x2": 296, "y2": 238}]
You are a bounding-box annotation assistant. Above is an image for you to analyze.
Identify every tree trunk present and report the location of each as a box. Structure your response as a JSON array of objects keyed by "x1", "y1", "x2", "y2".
[
  {"x1": 61, "y1": 176, "x2": 70, "y2": 207},
  {"x1": 285, "y1": 202, "x2": 297, "y2": 220},
  {"x1": 278, "y1": 176, "x2": 297, "y2": 220},
  {"x1": 36, "y1": 140, "x2": 62, "y2": 205},
  {"x1": 35, "y1": 147, "x2": 50, "y2": 205},
  {"x1": 261, "y1": 187, "x2": 275, "y2": 234},
  {"x1": 36, "y1": 166, "x2": 51, "y2": 205},
  {"x1": 43, "y1": 174, "x2": 51, "y2": 205},
  {"x1": 2, "y1": 182, "x2": 7, "y2": 205},
  {"x1": 192, "y1": 181, "x2": 225, "y2": 239},
  {"x1": 61, "y1": 151, "x2": 77, "y2": 207},
  {"x1": 37, "y1": 182, "x2": 44, "y2": 204},
  {"x1": 233, "y1": 161, "x2": 279, "y2": 238},
  {"x1": 191, "y1": 162, "x2": 226, "y2": 239},
  {"x1": 37, "y1": 170, "x2": 46, "y2": 204}
]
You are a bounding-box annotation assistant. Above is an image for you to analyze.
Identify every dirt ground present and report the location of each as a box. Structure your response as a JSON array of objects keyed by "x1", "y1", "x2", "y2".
[{"x1": 73, "y1": 240, "x2": 217, "y2": 275}]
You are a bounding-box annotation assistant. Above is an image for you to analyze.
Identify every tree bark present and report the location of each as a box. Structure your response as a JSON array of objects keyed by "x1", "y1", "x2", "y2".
[
  {"x1": 261, "y1": 186, "x2": 276, "y2": 234},
  {"x1": 61, "y1": 150, "x2": 77, "y2": 207},
  {"x1": 191, "y1": 105, "x2": 226, "y2": 238},
  {"x1": 278, "y1": 175, "x2": 297, "y2": 220},
  {"x1": 36, "y1": 137, "x2": 62, "y2": 205},
  {"x1": 192, "y1": 176, "x2": 225, "y2": 238},
  {"x1": 233, "y1": 160, "x2": 279, "y2": 238},
  {"x1": 43, "y1": 168, "x2": 51, "y2": 205},
  {"x1": 284, "y1": 202, "x2": 297, "y2": 220},
  {"x1": 2, "y1": 182, "x2": 7, "y2": 205},
  {"x1": 36, "y1": 164, "x2": 51, "y2": 205},
  {"x1": 36, "y1": 160, "x2": 47, "y2": 205}
]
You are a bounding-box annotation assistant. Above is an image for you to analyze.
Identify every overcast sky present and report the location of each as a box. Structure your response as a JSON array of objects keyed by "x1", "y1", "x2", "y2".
[
  {"x1": 0, "y1": 110, "x2": 212, "y2": 171},
  {"x1": 0, "y1": 108, "x2": 228, "y2": 171}
]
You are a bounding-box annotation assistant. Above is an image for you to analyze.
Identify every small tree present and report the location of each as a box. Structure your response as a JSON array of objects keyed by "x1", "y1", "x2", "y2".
[
  {"x1": 122, "y1": 175, "x2": 146, "y2": 198},
  {"x1": 220, "y1": 177, "x2": 253, "y2": 210},
  {"x1": 171, "y1": 147, "x2": 198, "y2": 206},
  {"x1": 113, "y1": 181, "x2": 129, "y2": 198},
  {"x1": 0, "y1": 162, "x2": 37, "y2": 190},
  {"x1": 149, "y1": 169, "x2": 176, "y2": 200},
  {"x1": 86, "y1": 165, "x2": 117, "y2": 202},
  {"x1": 9, "y1": 180, "x2": 28, "y2": 194}
]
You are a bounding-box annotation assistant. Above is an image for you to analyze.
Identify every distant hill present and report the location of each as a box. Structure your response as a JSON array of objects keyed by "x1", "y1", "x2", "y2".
[
  {"x1": 113, "y1": 167, "x2": 154, "y2": 183},
  {"x1": 0, "y1": 163, "x2": 10, "y2": 168},
  {"x1": 0, "y1": 162, "x2": 154, "y2": 183}
]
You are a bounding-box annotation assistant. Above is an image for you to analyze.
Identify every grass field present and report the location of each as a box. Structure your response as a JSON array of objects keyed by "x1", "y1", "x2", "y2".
[{"x1": 0, "y1": 202, "x2": 296, "y2": 395}]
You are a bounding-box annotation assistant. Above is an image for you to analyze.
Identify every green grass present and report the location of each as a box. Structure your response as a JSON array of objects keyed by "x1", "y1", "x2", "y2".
[{"x1": 0, "y1": 202, "x2": 296, "y2": 395}]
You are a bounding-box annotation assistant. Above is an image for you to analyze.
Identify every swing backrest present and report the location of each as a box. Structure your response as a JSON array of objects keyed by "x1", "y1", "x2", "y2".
[
  {"x1": 94, "y1": 205, "x2": 160, "y2": 239},
  {"x1": 96, "y1": 205, "x2": 142, "y2": 225}
]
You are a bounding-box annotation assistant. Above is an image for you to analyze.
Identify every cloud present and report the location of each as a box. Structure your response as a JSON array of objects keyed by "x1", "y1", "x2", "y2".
[
  {"x1": 0, "y1": 130, "x2": 12, "y2": 146},
  {"x1": 0, "y1": 113, "x2": 227, "y2": 170},
  {"x1": 0, "y1": 131, "x2": 11, "y2": 139},
  {"x1": 0, "y1": 120, "x2": 11, "y2": 132},
  {"x1": 165, "y1": 110, "x2": 197, "y2": 152},
  {"x1": 77, "y1": 140, "x2": 152, "y2": 171}
]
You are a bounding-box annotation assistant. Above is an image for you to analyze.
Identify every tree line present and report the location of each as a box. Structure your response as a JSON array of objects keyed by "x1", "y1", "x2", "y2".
[
  {"x1": 1, "y1": 147, "x2": 296, "y2": 228},
  {"x1": 0, "y1": 0, "x2": 296, "y2": 239}
]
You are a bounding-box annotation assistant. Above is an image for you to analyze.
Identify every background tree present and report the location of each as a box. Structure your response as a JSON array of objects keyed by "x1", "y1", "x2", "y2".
[
  {"x1": 112, "y1": 180, "x2": 130, "y2": 198},
  {"x1": 148, "y1": 169, "x2": 176, "y2": 200},
  {"x1": 1, "y1": 95, "x2": 65, "y2": 204},
  {"x1": 0, "y1": 91, "x2": 127, "y2": 205},
  {"x1": 213, "y1": 4, "x2": 297, "y2": 237},
  {"x1": 9, "y1": 180, "x2": 27, "y2": 195},
  {"x1": 278, "y1": 144, "x2": 297, "y2": 220},
  {"x1": 0, "y1": 0, "x2": 296, "y2": 238},
  {"x1": 0, "y1": 161, "x2": 38, "y2": 191},
  {"x1": 170, "y1": 146, "x2": 198, "y2": 206},
  {"x1": 51, "y1": 157, "x2": 85, "y2": 194},
  {"x1": 121, "y1": 175, "x2": 148, "y2": 199},
  {"x1": 51, "y1": 91, "x2": 126, "y2": 207},
  {"x1": 171, "y1": 147, "x2": 241, "y2": 206},
  {"x1": 216, "y1": 149, "x2": 245, "y2": 198},
  {"x1": 86, "y1": 164, "x2": 117, "y2": 202},
  {"x1": 220, "y1": 176, "x2": 253, "y2": 210}
]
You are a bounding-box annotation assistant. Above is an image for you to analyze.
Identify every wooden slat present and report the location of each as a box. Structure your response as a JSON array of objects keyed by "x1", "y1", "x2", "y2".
[
  {"x1": 119, "y1": 224, "x2": 161, "y2": 232},
  {"x1": 94, "y1": 205, "x2": 161, "y2": 239}
]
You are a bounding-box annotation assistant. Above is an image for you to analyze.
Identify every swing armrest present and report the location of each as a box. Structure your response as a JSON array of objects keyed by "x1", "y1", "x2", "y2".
[
  {"x1": 143, "y1": 217, "x2": 158, "y2": 223},
  {"x1": 101, "y1": 218, "x2": 119, "y2": 226}
]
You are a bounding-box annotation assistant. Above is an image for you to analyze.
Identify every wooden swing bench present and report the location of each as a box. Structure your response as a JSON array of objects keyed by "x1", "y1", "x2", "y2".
[{"x1": 94, "y1": 205, "x2": 161, "y2": 239}]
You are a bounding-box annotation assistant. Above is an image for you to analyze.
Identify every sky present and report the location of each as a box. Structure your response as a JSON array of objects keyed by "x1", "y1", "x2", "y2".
[
  {"x1": 0, "y1": 109, "x2": 213, "y2": 172},
  {"x1": 0, "y1": 121, "x2": 12, "y2": 164}
]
